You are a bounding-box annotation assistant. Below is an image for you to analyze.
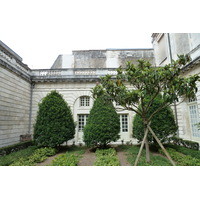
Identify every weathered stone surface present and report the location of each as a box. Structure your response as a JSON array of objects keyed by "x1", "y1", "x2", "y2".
[{"x1": 0, "y1": 66, "x2": 31, "y2": 147}]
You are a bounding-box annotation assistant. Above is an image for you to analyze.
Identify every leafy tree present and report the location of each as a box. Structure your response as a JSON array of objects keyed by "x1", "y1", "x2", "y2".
[
  {"x1": 34, "y1": 90, "x2": 75, "y2": 148},
  {"x1": 133, "y1": 94, "x2": 178, "y2": 144},
  {"x1": 92, "y1": 55, "x2": 199, "y2": 165},
  {"x1": 83, "y1": 97, "x2": 120, "y2": 148}
]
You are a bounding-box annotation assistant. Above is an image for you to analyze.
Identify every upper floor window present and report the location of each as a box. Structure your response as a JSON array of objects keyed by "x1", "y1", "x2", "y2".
[{"x1": 80, "y1": 96, "x2": 90, "y2": 107}]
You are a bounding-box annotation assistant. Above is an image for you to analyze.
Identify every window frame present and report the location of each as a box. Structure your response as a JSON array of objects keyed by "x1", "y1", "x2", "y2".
[
  {"x1": 187, "y1": 97, "x2": 200, "y2": 138},
  {"x1": 120, "y1": 114, "x2": 128, "y2": 133},
  {"x1": 80, "y1": 96, "x2": 90, "y2": 107},
  {"x1": 78, "y1": 114, "x2": 89, "y2": 132}
]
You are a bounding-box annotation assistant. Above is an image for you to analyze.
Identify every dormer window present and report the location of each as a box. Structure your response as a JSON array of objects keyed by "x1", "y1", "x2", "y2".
[{"x1": 80, "y1": 96, "x2": 90, "y2": 107}]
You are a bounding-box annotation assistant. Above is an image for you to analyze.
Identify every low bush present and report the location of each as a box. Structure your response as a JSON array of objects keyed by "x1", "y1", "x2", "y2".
[
  {"x1": 10, "y1": 147, "x2": 57, "y2": 166},
  {"x1": 0, "y1": 145, "x2": 37, "y2": 166},
  {"x1": 52, "y1": 148, "x2": 85, "y2": 166},
  {"x1": 52, "y1": 153, "x2": 78, "y2": 166},
  {"x1": 165, "y1": 144, "x2": 200, "y2": 160},
  {"x1": 94, "y1": 148, "x2": 120, "y2": 166},
  {"x1": 169, "y1": 136, "x2": 199, "y2": 150},
  {"x1": 0, "y1": 141, "x2": 33, "y2": 156},
  {"x1": 159, "y1": 148, "x2": 200, "y2": 166}
]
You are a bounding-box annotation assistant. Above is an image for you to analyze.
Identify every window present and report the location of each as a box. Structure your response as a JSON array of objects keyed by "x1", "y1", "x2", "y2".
[
  {"x1": 80, "y1": 96, "x2": 90, "y2": 107},
  {"x1": 189, "y1": 96, "x2": 197, "y2": 102},
  {"x1": 188, "y1": 96, "x2": 200, "y2": 137},
  {"x1": 189, "y1": 105, "x2": 200, "y2": 137},
  {"x1": 120, "y1": 114, "x2": 128, "y2": 132},
  {"x1": 78, "y1": 114, "x2": 88, "y2": 132}
]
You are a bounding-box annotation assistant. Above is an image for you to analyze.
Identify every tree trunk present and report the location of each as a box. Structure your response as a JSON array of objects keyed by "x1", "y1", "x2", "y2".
[{"x1": 147, "y1": 125, "x2": 176, "y2": 166}]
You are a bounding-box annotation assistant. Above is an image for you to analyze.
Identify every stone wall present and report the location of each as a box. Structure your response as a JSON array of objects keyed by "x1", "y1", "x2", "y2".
[
  {"x1": 0, "y1": 65, "x2": 31, "y2": 147},
  {"x1": 178, "y1": 65, "x2": 200, "y2": 142},
  {"x1": 52, "y1": 49, "x2": 155, "y2": 69}
]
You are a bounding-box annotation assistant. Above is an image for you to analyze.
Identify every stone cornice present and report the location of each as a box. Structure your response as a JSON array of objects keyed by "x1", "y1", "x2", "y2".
[{"x1": 0, "y1": 59, "x2": 31, "y2": 82}]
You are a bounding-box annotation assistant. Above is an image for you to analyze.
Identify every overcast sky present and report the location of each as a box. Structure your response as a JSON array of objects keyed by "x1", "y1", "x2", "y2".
[{"x1": 1, "y1": 0, "x2": 199, "y2": 69}]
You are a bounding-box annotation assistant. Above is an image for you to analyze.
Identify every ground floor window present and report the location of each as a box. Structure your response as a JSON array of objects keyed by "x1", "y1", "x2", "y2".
[
  {"x1": 78, "y1": 114, "x2": 88, "y2": 132},
  {"x1": 120, "y1": 114, "x2": 128, "y2": 132},
  {"x1": 189, "y1": 104, "x2": 200, "y2": 137}
]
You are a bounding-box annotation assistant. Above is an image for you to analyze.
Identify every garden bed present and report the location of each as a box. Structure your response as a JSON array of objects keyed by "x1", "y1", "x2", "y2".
[{"x1": 1, "y1": 144, "x2": 200, "y2": 166}]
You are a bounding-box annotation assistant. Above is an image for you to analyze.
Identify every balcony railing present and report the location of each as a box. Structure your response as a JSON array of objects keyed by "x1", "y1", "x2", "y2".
[{"x1": 31, "y1": 68, "x2": 118, "y2": 80}]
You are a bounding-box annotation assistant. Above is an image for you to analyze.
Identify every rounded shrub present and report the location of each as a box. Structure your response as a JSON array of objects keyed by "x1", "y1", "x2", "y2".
[
  {"x1": 133, "y1": 94, "x2": 178, "y2": 144},
  {"x1": 83, "y1": 97, "x2": 120, "y2": 148},
  {"x1": 33, "y1": 90, "x2": 75, "y2": 147}
]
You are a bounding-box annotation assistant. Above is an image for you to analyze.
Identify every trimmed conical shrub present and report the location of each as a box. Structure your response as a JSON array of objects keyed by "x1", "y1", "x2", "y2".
[
  {"x1": 83, "y1": 97, "x2": 120, "y2": 148},
  {"x1": 33, "y1": 90, "x2": 75, "y2": 147},
  {"x1": 133, "y1": 94, "x2": 178, "y2": 144}
]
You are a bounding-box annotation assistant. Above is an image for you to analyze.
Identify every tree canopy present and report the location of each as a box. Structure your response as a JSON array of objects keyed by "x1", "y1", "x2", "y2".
[{"x1": 92, "y1": 55, "x2": 199, "y2": 165}]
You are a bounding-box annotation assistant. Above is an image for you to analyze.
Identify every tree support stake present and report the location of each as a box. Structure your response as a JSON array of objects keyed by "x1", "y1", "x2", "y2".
[{"x1": 147, "y1": 125, "x2": 176, "y2": 166}]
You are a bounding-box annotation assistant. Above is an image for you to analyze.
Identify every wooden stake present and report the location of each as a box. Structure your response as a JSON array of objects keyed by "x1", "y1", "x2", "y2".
[
  {"x1": 147, "y1": 125, "x2": 176, "y2": 166},
  {"x1": 134, "y1": 127, "x2": 149, "y2": 166}
]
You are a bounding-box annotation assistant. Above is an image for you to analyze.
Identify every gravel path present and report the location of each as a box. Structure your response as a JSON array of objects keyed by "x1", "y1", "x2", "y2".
[
  {"x1": 117, "y1": 151, "x2": 131, "y2": 166},
  {"x1": 36, "y1": 153, "x2": 63, "y2": 166},
  {"x1": 78, "y1": 150, "x2": 96, "y2": 166}
]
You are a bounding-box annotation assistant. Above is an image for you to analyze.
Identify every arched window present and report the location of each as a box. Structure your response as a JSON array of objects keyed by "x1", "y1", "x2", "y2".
[{"x1": 80, "y1": 96, "x2": 90, "y2": 107}]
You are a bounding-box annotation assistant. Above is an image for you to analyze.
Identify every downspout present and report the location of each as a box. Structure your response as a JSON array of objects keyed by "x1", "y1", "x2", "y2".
[
  {"x1": 167, "y1": 33, "x2": 179, "y2": 136},
  {"x1": 28, "y1": 82, "x2": 34, "y2": 137}
]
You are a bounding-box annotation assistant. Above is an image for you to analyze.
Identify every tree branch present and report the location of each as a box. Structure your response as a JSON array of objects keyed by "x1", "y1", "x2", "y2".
[{"x1": 148, "y1": 102, "x2": 171, "y2": 123}]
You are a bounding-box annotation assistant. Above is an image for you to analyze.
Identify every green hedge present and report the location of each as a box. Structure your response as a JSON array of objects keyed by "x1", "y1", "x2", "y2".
[
  {"x1": 165, "y1": 144, "x2": 200, "y2": 160},
  {"x1": 0, "y1": 141, "x2": 33, "y2": 156},
  {"x1": 34, "y1": 90, "x2": 75, "y2": 147},
  {"x1": 94, "y1": 148, "x2": 120, "y2": 166},
  {"x1": 159, "y1": 147, "x2": 200, "y2": 166},
  {"x1": 83, "y1": 97, "x2": 120, "y2": 148},
  {"x1": 10, "y1": 147, "x2": 57, "y2": 166},
  {"x1": 0, "y1": 146, "x2": 37, "y2": 166},
  {"x1": 52, "y1": 153, "x2": 79, "y2": 166},
  {"x1": 52, "y1": 148, "x2": 85, "y2": 166},
  {"x1": 133, "y1": 94, "x2": 178, "y2": 144},
  {"x1": 170, "y1": 136, "x2": 199, "y2": 150}
]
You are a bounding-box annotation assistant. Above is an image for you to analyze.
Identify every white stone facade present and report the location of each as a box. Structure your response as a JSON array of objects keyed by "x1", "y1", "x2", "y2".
[
  {"x1": 1, "y1": 42, "x2": 154, "y2": 147},
  {"x1": 1, "y1": 35, "x2": 200, "y2": 148},
  {"x1": 152, "y1": 33, "x2": 200, "y2": 143}
]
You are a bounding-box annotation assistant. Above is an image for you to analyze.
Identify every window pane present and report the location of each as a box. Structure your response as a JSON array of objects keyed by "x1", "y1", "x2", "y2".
[
  {"x1": 80, "y1": 97, "x2": 90, "y2": 106},
  {"x1": 78, "y1": 114, "x2": 89, "y2": 132},
  {"x1": 189, "y1": 105, "x2": 200, "y2": 137},
  {"x1": 120, "y1": 114, "x2": 128, "y2": 132}
]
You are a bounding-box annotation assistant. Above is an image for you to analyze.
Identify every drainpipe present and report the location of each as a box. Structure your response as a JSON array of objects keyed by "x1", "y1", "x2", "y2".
[
  {"x1": 167, "y1": 33, "x2": 179, "y2": 136},
  {"x1": 28, "y1": 83, "x2": 34, "y2": 136}
]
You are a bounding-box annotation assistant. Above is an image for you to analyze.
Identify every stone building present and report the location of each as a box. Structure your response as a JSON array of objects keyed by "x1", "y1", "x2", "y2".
[
  {"x1": 152, "y1": 33, "x2": 200, "y2": 142},
  {"x1": 1, "y1": 34, "x2": 200, "y2": 148},
  {"x1": 0, "y1": 41, "x2": 154, "y2": 148}
]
